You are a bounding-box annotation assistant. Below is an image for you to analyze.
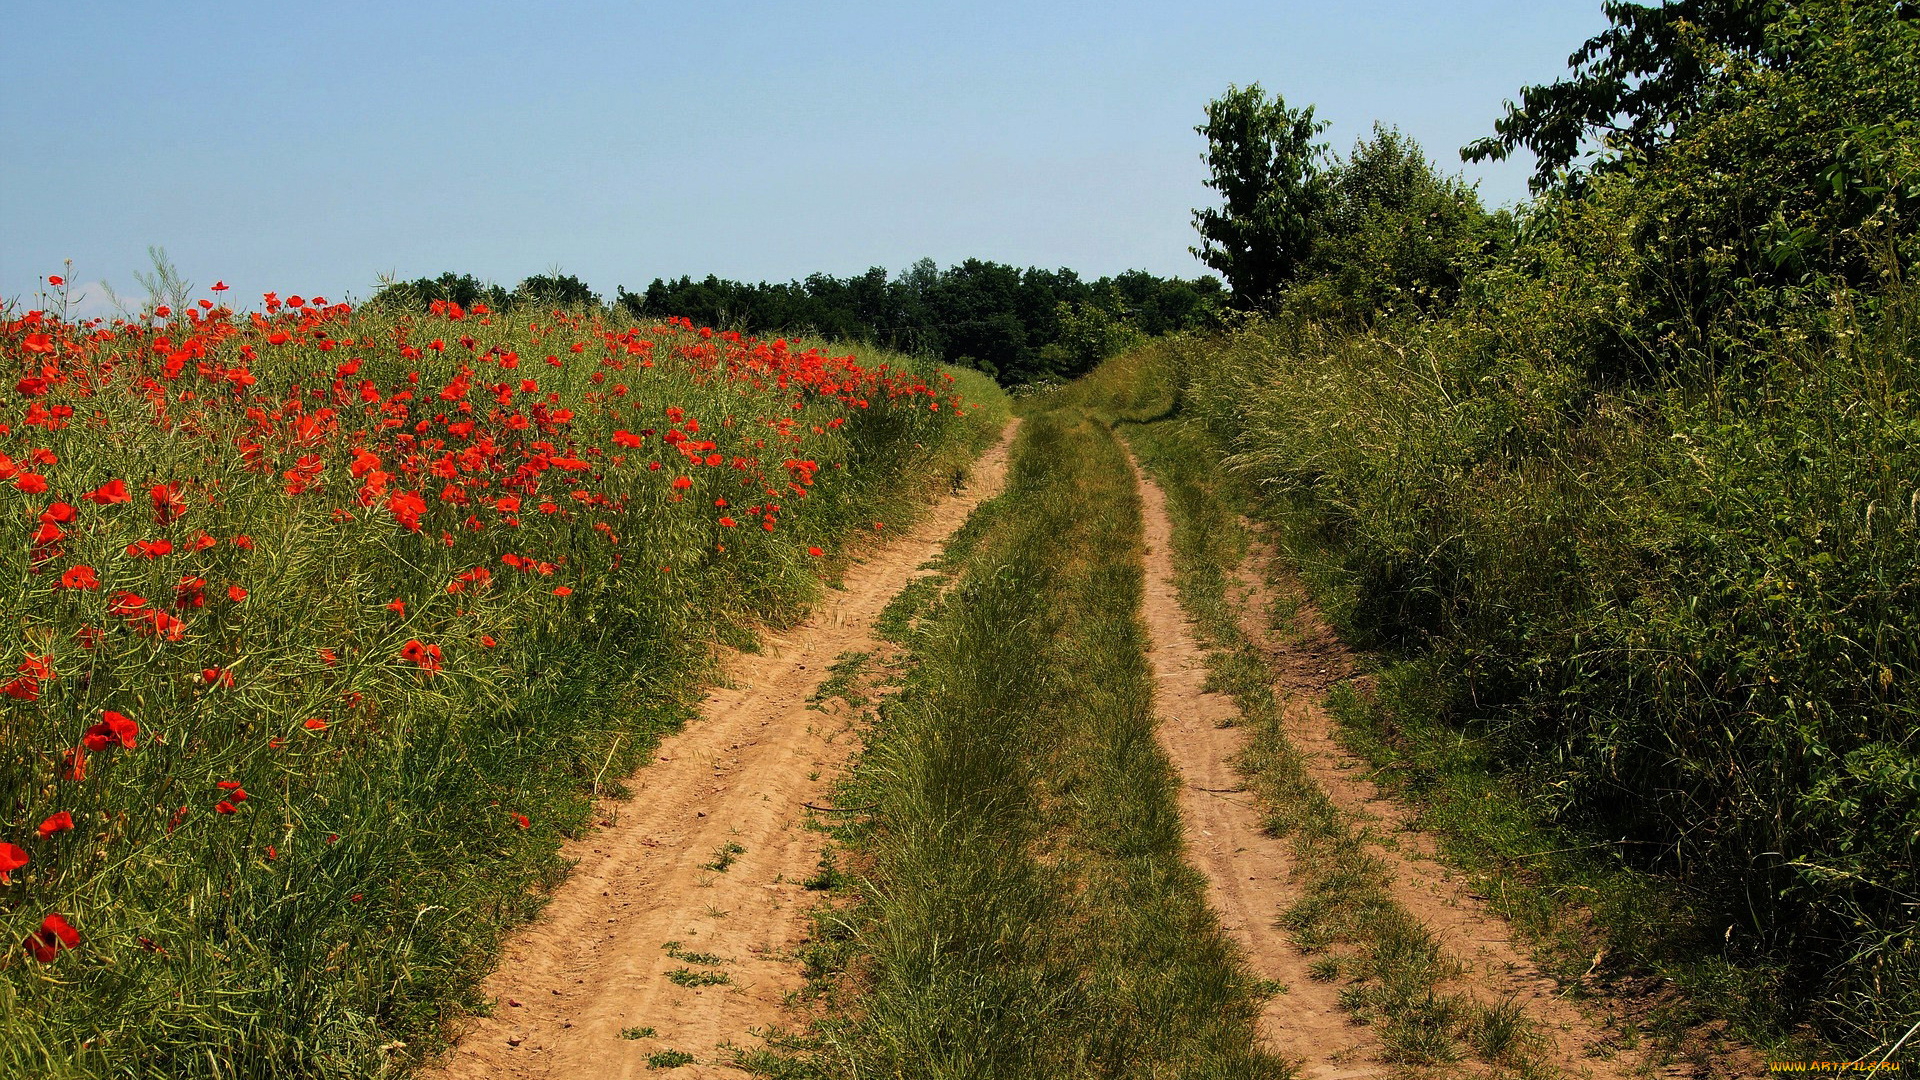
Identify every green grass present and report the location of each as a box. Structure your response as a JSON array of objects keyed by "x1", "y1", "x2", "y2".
[
  {"x1": 661, "y1": 941, "x2": 727, "y2": 967},
  {"x1": 1097, "y1": 405, "x2": 1544, "y2": 1074},
  {"x1": 762, "y1": 393, "x2": 1288, "y2": 1078},
  {"x1": 646, "y1": 1048, "x2": 696, "y2": 1068},
  {"x1": 621, "y1": 1025, "x2": 656, "y2": 1040},
  {"x1": 805, "y1": 651, "x2": 871, "y2": 711},
  {"x1": 702, "y1": 842, "x2": 747, "y2": 873}
]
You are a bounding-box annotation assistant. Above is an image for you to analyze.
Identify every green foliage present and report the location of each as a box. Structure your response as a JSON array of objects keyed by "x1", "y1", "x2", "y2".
[
  {"x1": 365, "y1": 271, "x2": 511, "y2": 313},
  {"x1": 1462, "y1": 0, "x2": 1778, "y2": 191},
  {"x1": 1295, "y1": 126, "x2": 1511, "y2": 323},
  {"x1": 617, "y1": 260, "x2": 1220, "y2": 386},
  {"x1": 513, "y1": 271, "x2": 599, "y2": 309},
  {"x1": 1191, "y1": 83, "x2": 1328, "y2": 308}
]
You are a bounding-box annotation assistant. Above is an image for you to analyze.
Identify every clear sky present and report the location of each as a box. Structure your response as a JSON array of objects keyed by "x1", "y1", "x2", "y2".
[{"x1": 1, "y1": 1, "x2": 1607, "y2": 315}]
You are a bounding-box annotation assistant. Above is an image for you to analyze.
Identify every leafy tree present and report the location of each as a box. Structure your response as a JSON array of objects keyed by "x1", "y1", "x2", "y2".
[
  {"x1": 514, "y1": 271, "x2": 599, "y2": 310},
  {"x1": 1191, "y1": 84, "x2": 1328, "y2": 308},
  {"x1": 1462, "y1": 0, "x2": 1781, "y2": 191},
  {"x1": 367, "y1": 272, "x2": 509, "y2": 313},
  {"x1": 1303, "y1": 126, "x2": 1507, "y2": 321}
]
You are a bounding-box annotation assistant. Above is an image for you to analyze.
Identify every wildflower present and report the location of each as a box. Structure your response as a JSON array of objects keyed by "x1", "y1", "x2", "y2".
[
  {"x1": 808, "y1": 546, "x2": 823, "y2": 557},
  {"x1": 552, "y1": 586, "x2": 573, "y2": 596},
  {"x1": 514, "y1": 814, "x2": 530, "y2": 830},
  {"x1": 385, "y1": 598, "x2": 405, "y2": 616},
  {"x1": 0, "y1": 843, "x2": 27, "y2": 884},
  {"x1": 59, "y1": 565, "x2": 98, "y2": 590},
  {"x1": 227, "y1": 585, "x2": 247, "y2": 603},
  {"x1": 24, "y1": 914, "x2": 79, "y2": 962},
  {"x1": 82, "y1": 710, "x2": 139, "y2": 751},
  {"x1": 303, "y1": 718, "x2": 328, "y2": 731},
  {"x1": 150, "y1": 483, "x2": 186, "y2": 525},
  {"x1": 36, "y1": 812, "x2": 73, "y2": 840},
  {"x1": 400, "y1": 639, "x2": 443, "y2": 672},
  {"x1": 83, "y1": 480, "x2": 130, "y2": 505},
  {"x1": 215, "y1": 801, "x2": 238, "y2": 815}
]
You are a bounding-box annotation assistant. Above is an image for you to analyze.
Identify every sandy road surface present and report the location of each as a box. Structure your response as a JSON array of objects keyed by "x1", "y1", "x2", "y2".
[
  {"x1": 1133, "y1": 461, "x2": 1385, "y2": 1079},
  {"x1": 429, "y1": 424, "x2": 1016, "y2": 1079},
  {"x1": 1132, "y1": 457, "x2": 1696, "y2": 1080}
]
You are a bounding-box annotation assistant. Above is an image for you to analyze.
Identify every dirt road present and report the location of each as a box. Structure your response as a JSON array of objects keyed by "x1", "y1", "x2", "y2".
[
  {"x1": 428, "y1": 425, "x2": 1017, "y2": 1079},
  {"x1": 1132, "y1": 458, "x2": 1685, "y2": 1080}
]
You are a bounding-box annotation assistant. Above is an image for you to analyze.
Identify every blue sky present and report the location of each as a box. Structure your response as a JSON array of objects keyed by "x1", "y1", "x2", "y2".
[{"x1": 1, "y1": 1, "x2": 1607, "y2": 314}]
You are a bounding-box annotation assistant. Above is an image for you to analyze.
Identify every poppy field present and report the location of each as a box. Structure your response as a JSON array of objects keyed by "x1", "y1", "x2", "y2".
[{"x1": 0, "y1": 280, "x2": 995, "y2": 1077}]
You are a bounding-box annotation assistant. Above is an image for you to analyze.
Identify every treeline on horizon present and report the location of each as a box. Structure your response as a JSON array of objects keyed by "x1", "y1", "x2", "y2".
[
  {"x1": 1149, "y1": 0, "x2": 1920, "y2": 1045},
  {"x1": 366, "y1": 261, "x2": 1224, "y2": 386}
]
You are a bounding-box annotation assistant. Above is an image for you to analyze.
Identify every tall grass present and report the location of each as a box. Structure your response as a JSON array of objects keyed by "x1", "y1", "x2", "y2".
[
  {"x1": 1117, "y1": 294, "x2": 1920, "y2": 1043},
  {"x1": 0, "y1": 288, "x2": 999, "y2": 1077}
]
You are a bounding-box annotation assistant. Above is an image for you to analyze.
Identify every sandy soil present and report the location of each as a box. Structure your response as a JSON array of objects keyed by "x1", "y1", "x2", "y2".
[
  {"x1": 1132, "y1": 461, "x2": 1387, "y2": 1079},
  {"x1": 1131, "y1": 456, "x2": 1709, "y2": 1080},
  {"x1": 1223, "y1": 521, "x2": 1711, "y2": 1080},
  {"x1": 426, "y1": 424, "x2": 1017, "y2": 1079}
]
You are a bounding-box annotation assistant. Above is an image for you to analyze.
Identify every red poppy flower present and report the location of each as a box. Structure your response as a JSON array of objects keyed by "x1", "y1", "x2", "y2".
[
  {"x1": 15, "y1": 473, "x2": 48, "y2": 494},
  {"x1": 36, "y1": 812, "x2": 73, "y2": 840},
  {"x1": 82, "y1": 709, "x2": 139, "y2": 751},
  {"x1": 671, "y1": 476, "x2": 692, "y2": 491},
  {"x1": 552, "y1": 586, "x2": 573, "y2": 596},
  {"x1": 0, "y1": 843, "x2": 27, "y2": 883},
  {"x1": 303, "y1": 718, "x2": 328, "y2": 731},
  {"x1": 211, "y1": 280, "x2": 228, "y2": 291},
  {"x1": 514, "y1": 814, "x2": 530, "y2": 830},
  {"x1": 227, "y1": 585, "x2": 247, "y2": 603},
  {"x1": 215, "y1": 801, "x2": 238, "y2": 815},
  {"x1": 59, "y1": 565, "x2": 98, "y2": 590},
  {"x1": 385, "y1": 598, "x2": 405, "y2": 615},
  {"x1": 82, "y1": 479, "x2": 131, "y2": 505},
  {"x1": 25, "y1": 913, "x2": 79, "y2": 962},
  {"x1": 47, "y1": 275, "x2": 64, "y2": 287},
  {"x1": 150, "y1": 483, "x2": 186, "y2": 525},
  {"x1": 479, "y1": 635, "x2": 497, "y2": 648},
  {"x1": 808, "y1": 546, "x2": 824, "y2": 557}
]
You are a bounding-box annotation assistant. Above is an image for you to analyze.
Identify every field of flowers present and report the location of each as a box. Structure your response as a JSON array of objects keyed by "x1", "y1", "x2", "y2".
[{"x1": 0, "y1": 280, "x2": 996, "y2": 1077}]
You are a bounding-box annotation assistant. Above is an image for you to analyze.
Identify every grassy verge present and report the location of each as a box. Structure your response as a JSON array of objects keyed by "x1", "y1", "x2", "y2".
[
  {"x1": 767, "y1": 393, "x2": 1288, "y2": 1078},
  {"x1": 1072, "y1": 340, "x2": 1818, "y2": 1064},
  {"x1": 1094, "y1": 389, "x2": 1551, "y2": 1075}
]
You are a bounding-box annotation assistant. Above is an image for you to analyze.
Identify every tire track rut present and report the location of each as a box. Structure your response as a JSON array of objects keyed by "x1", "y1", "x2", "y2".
[
  {"x1": 1133, "y1": 457, "x2": 1691, "y2": 1079},
  {"x1": 428, "y1": 424, "x2": 1016, "y2": 1079}
]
